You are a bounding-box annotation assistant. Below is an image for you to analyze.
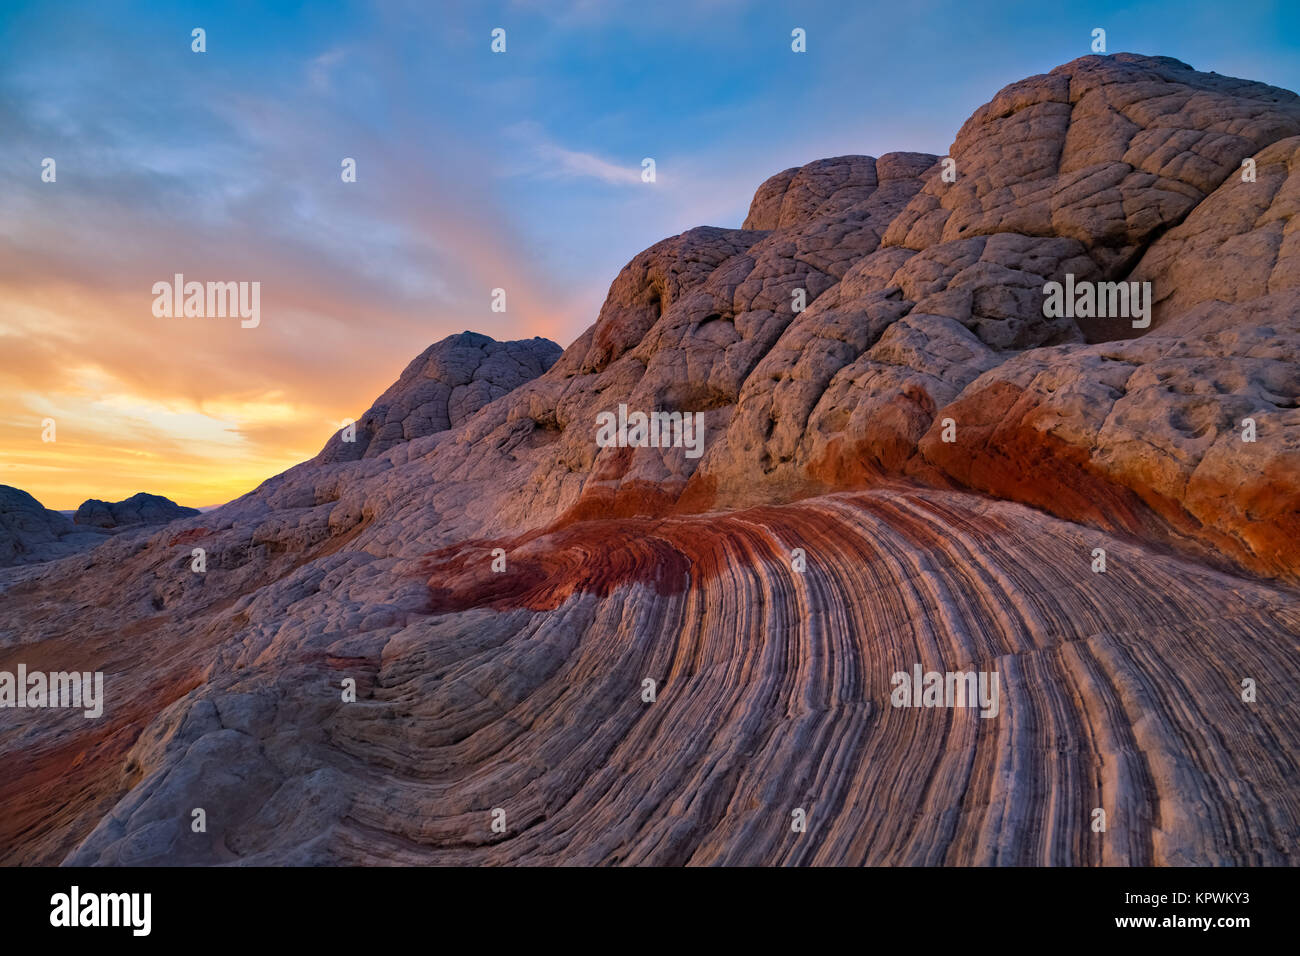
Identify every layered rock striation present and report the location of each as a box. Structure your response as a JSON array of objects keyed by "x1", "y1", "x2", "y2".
[{"x1": 1, "y1": 54, "x2": 1298, "y2": 866}]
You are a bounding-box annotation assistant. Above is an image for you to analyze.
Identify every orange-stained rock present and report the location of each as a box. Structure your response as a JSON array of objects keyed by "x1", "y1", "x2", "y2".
[{"x1": 3, "y1": 54, "x2": 1300, "y2": 867}]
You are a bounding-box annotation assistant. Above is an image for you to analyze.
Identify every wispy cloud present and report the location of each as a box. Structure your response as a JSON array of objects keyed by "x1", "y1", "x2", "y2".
[
  {"x1": 533, "y1": 139, "x2": 644, "y2": 185},
  {"x1": 503, "y1": 121, "x2": 644, "y2": 185},
  {"x1": 1, "y1": 0, "x2": 1296, "y2": 510},
  {"x1": 307, "y1": 46, "x2": 348, "y2": 93}
]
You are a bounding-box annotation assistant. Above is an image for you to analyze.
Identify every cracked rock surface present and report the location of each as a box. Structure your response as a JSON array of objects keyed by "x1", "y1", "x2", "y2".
[{"x1": 2, "y1": 55, "x2": 1298, "y2": 866}]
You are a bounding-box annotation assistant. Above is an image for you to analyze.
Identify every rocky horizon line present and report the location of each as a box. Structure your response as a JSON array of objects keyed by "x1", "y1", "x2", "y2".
[{"x1": 3, "y1": 51, "x2": 1299, "y2": 867}]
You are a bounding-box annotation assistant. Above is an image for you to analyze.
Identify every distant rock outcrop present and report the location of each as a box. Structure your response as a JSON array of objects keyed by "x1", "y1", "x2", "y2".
[
  {"x1": 314, "y1": 331, "x2": 562, "y2": 463},
  {"x1": 73, "y1": 493, "x2": 200, "y2": 529},
  {"x1": 1, "y1": 487, "x2": 199, "y2": 569},
  {"x1": 2, "y1": 55, "x2": 1299, "y2": 867},
  {"x1": 0, "y1": 485, "x2": 108, "y2": 568}
]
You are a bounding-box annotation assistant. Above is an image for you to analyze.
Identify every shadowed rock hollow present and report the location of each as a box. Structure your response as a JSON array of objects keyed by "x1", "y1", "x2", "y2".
[{"x1": 2, "y1": 54, "x2": 1298, "y2": 866}]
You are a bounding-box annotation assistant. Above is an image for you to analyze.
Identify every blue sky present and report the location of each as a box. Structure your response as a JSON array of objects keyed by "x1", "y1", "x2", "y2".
[{"x1": 1, "y1": 0, "x2": 1297, "y2": 507}]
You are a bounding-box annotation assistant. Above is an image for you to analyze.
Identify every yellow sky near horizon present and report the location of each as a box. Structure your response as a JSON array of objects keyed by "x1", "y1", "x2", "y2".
[
  {"x1": 0, "y1": 275, "x2": 577, "y2": 512},
  {"x1": 0, "y1": 388, "x2": 338, "y2": 511},
  {"x1": 0, "y1": 128, "x2": 588, "y2": 513},
  {"x1": 0, "y1": 338, "x2": 384, "y2": 511}
]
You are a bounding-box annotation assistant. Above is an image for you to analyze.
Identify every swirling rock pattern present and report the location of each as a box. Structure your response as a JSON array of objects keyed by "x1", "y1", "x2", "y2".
[{"x1": 2, "y1": 54, "x2": 1298, "y2": 866}]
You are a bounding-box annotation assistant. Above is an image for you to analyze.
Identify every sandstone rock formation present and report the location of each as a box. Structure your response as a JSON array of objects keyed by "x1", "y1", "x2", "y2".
[
  {"x1": 0, "y1": 485, "x2": 107, "y2": 568},
  {"x1": 0, "y1": 487, "x2": 200, "y2": 569},
  {"x1": 1, "y1": 54, "x2": 1298, "y2": 867},
  {"x1": 73, "y1": 493, "x2": 200, "y2": 530},
  {"x1": 314, "y1": 331, "x2": 563, "y2": 464}
]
